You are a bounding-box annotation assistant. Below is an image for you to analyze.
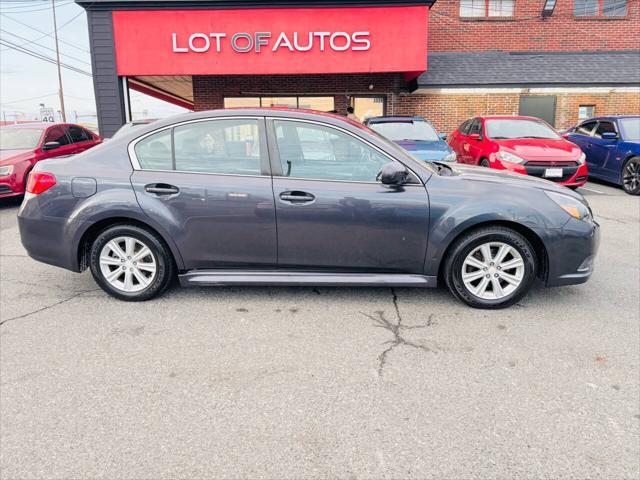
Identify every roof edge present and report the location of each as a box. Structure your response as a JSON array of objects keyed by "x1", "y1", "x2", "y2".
[{"x1": 76, "y1": 0, "x2": 436, "y2": 10}]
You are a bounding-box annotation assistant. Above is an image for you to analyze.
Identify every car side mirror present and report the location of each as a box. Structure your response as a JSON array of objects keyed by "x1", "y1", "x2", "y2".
[
  {"x1": 601, "y1": 132, "x2": 618, "y2": 140},
  {"x1": 562, "y1": 133, "x2": 570, "y2": 139},
  {"x1": 42, "y1": 141, "x2": 61, "y2": 150},
  {"x1": 438, "y1": 133, "x2": 447, "y2": 140},
  {"x1": 468, "y1": 133, "x2": 481, "y2": 141},
  {"x1": 378, "y1": 162, "x2": 409, "y2": 186}
]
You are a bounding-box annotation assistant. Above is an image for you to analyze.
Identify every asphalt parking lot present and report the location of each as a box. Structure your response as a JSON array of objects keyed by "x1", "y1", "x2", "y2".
[{"x1": 1, "y1": 181, "x2": 638, "y2": 479}]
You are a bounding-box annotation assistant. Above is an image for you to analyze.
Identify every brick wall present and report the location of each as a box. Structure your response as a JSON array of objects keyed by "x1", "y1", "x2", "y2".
[
  {"x1": 193, "y1": 73, "x2": 402, "y2": 113},
  {"x1": 394, "y1": 91, "x2": 640, "y2": 133},
  {"x1": 429, "y1": 0, "x2": 640, "y2": 52}
]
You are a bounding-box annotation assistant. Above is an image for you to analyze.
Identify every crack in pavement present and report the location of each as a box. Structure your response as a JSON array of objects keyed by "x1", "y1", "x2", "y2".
[
  {"x1": 361, "y1": 288, "x2": 436, "y2": 378},
  {"x1": 0, "y1": 289, "x2": 100, "y2": 327}
]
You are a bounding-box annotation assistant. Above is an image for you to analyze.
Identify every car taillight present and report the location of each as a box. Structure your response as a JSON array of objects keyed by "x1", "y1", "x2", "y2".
[{"x1": 26, "y1": 172, "x2": 56, "y2": 195}]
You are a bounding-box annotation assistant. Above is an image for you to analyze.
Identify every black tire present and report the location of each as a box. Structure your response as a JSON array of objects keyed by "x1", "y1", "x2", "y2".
[
  {"x1": 89, "y1": 224, "x2": 175, "y2": 301},
  {"x1": 444, "y1": 226, "x2": 538, "y2": 309},
  {"x1": 480, "y1": 158, "x2": 491, "y2": 168},
  {"x1": 621, "y1": 156, "x2": 640, "y2": 195}
]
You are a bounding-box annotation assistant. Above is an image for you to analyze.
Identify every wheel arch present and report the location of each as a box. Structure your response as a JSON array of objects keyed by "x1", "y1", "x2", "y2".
[
  {"x1": 76, "y1": 216, "x2": 184, "y2": 273},
  {"x1": 436, "y1": 220, "x2": 548, "y2": 283}
]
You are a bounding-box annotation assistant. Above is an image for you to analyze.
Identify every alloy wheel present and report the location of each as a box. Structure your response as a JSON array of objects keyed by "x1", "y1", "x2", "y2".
[
  {"x1": 99, "y1": 236, "x2": 157, "y2": 292},
  {"x1": 623, "y1": 160, "x2": 639, "y2": 193},
  {"x1": 461, "y1": 241, "x2": 525, "y2": 300}
]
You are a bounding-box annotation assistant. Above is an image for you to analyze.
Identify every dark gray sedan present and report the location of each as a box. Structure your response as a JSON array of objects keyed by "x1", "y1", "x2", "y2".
[{"x1": 18, "y1": 109, "x2": 599, "y2": 308}]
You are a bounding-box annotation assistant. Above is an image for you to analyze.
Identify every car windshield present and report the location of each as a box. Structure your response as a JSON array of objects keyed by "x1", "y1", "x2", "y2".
[
  {"x1": 368, "y1": 120, "x2": 440, "y2": 141},
  {"x1": 619, "y1": 118, "x2": 640, "y2": 141},
  {"x1": 0, "y1": 128, "x2": 43, "y2": 150},
  {"x1": 485, "y1": 119, "x2": 560, "y2": 140}
]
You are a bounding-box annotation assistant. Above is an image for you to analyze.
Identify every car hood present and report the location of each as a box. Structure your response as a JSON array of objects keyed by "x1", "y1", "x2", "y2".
[
  {"x1": 445, "y1": 163, "x2": 584, "y2": 200},
  {"x1": 394, "y1": 139, "x2": 452, "y2": 161},
  {"x1": 0, "y1": 149, "x2": 33, "y2": 165},
  {"x1": 495, "y1": 138, "x2": 581, "y2": 160}
]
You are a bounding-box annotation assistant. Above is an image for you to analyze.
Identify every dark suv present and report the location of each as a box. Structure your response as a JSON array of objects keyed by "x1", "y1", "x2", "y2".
[{"x1": 18, "y1": 109, "x2": 599, "y2": 308}]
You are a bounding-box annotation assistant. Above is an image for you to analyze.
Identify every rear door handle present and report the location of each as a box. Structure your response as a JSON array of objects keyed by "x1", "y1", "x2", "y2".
[
  {"x1": 279, "y1": 191, "x2": 315, "y2": 204},
  {"x1": 145, "y1": 183, "x2": 180, "y2": 195}
]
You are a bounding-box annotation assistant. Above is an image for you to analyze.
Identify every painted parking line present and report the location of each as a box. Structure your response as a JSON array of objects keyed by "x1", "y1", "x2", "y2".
[{"x1": 580, "y1": 187, "x2": 607, "y2": 194}]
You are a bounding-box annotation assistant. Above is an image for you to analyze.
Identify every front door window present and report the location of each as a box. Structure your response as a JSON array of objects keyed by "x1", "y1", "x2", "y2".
[{"x1": 273, "y1": 120, "x2": 389, "y2": 182}]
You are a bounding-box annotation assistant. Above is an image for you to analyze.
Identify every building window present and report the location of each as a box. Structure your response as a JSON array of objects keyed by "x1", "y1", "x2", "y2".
[
  {"x1": 224, "y1": 97, "x2": 335, "y2": 112},
  {"x1": 578, "y1": 105, "x2": 595, "y2": 120},
  {"x1": 574, "y1": 0, "x2": 626, "y2": 16},
  {"x1": 460, "y1": 0, "x2": 514, "y2": 17}
]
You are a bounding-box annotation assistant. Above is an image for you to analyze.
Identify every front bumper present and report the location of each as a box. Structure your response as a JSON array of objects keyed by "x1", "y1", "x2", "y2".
[
  {"x1": 495, "y1": 160, "x2": 589, "y2": 187},
  {"x1": 545, "y1": 217, "x2": 600, "y2": 287},
  {"x1": 0, "y1": 178, "x2": 22, "y2": 198}
]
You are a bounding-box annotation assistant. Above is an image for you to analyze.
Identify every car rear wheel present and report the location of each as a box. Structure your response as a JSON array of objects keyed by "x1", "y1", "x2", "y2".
[
  {"x1": 89, "y1": 224, "x2": 174, "y2": 301},
  {"x1": 622, "y1": 157, "x2": 640, "y2": 195},
  {"x1": 444, "y1": 226, "x2": 537, "y2": 309}
]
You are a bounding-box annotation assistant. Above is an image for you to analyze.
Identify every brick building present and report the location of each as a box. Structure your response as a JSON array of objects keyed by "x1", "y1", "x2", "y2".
[{"x1": 77, "y1": 0, "x2": 640, "y2": 137}]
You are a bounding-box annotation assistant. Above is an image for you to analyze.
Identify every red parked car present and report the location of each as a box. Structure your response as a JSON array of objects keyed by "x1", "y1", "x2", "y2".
[
  {"x1": 0, "y1": 122, "x2": 102, "y2": 199},
  {"x1": 448, "y1": 116, "x2": 588, "y2": 188}
]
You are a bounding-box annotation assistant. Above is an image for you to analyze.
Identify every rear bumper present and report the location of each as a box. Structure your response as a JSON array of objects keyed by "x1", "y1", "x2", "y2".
[
  {"x1": 18, "y1": 195, "x2": 86, "y2": 272},
  {"x1": 545, "y1": 218, "x2": 600, "y2": 287}
]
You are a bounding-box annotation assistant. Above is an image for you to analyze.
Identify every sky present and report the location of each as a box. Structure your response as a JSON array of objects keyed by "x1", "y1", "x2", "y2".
[{"x1": 0, "y1": 0, "x2": 187, "y2": 127}]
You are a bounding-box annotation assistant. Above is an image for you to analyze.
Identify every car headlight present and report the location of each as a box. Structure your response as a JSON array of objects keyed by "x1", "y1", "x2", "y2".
[
  {"x1": 577, "y1": 152, "x2": 586, "y2": 164},
  {"x1": 0, "y1": 165, "x2": 14, "y2": 176},
  {"x1": 545, "y1": 191, "x2": 592, "y2": 222},
  {"x1": 495, "y1": 150, "x2": 525, "y2": 164},
  {"x1": 442, "y1": 151, "x2": 457, "y2": 162}
]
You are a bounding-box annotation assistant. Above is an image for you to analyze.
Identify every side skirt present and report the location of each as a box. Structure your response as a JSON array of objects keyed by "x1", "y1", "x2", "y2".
[{"x1": 179, "y1": 270, "x2": 438, "y2": 288}]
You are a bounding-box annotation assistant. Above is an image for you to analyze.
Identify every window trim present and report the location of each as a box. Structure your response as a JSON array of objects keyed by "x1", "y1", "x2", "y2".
[
  {"x1": 265, "y1": 117, "x2": 423, "y2": 186},
  {"x1": 573, "y1": 0, "x2": 627, "y2": 17},
  {"x1": 127, "y1": 116, "x2": 270, "y2": 177},
  {"x1": 460, "y1": 0, "x2": 515, "y2": 18}
]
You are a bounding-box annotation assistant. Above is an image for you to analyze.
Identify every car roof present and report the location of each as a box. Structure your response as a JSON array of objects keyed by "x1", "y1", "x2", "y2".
[
  {"x1": 581, "y1": 115, "x2": 640, "y2": 121},
  {"x1": 137, "y1": 107, "x2": 369, "y2": 133},
  {"x1": 479, "y1": 115, "x2": 542, "y2": 121},
  {"x1": 0, "y1": 122, "x2": 81, "y2": 129},
  {"x1": 366, "y1": 116, "x2": 427, "y2": 123}
]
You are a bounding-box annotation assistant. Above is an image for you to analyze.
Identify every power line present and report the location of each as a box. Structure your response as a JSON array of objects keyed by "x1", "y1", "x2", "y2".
[
  {"x1": 0, "y1": 12, "x2": 90, "y2": 54},
  {"x1": 0, "y1": 92, "x2": 58, "y2": 105},
  {"x1": 0, "y1": 0, "x2": 74, "y2": 12},
  {"x1": 0, "y1": 27, "x2": 91, "y2": 65},
  {"x1": 0, "y1": 38, "x2": 92, "y2": 76}
]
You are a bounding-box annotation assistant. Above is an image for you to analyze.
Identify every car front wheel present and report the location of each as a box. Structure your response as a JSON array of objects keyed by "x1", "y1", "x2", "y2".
[
  {"x1": 89, "y1": 224, "x2": 175, "y2": 301},
  {"x1": 444, "y1": 226, "x2": 537, "y2": 309},
  {"x1": 622, "y1": 157, "x2": 640, "y2": 195}
]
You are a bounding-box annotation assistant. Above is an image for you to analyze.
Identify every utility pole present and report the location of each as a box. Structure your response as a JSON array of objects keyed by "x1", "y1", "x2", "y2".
[{"x1": 51, "y1": 0, "x2": 66, "y2": 122}]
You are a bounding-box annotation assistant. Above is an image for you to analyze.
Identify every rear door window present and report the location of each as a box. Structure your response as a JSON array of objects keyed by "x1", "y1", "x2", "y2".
[
  {"x1": 66, "y1": 125, "x2": 91, "y2": 143},
  {"x1": 173, "y1": 119, "x2": 262, "y2": 175}
]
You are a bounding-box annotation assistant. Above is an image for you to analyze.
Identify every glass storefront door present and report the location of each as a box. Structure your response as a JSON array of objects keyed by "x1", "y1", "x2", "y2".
[{"x1": 350, "y1": 96, "x2": 386, "y2": 122}]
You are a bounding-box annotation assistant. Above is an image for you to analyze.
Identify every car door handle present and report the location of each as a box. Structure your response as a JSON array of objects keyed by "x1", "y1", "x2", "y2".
[
  {"x1": 279, "y1": 191, "x2": 315, "y2": 204},
  {"x1": 145, "y1": 183, "x2": 179, "y2": 195}
]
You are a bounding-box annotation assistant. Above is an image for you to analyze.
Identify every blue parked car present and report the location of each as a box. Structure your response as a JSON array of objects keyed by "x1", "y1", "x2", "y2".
[
  {"x1": 364, "y1": 116, "x2": 456, "y2": 163},
  {"x1": 566, "y1": 116, "x2": 640, "y2": 195}
]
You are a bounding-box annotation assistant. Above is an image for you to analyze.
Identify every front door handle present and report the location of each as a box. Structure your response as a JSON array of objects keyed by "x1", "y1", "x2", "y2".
[
  {"x1": 279, "y1": 191, "x2": 315, "y2": 204},
  {"x1": 145, "y1": 183, "x2": 180, "y2": 195}
]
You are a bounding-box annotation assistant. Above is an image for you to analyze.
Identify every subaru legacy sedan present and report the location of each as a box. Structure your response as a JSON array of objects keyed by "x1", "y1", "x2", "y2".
[{"x1": 18, "y1": 109, "x2": 599, "y2": 309}]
